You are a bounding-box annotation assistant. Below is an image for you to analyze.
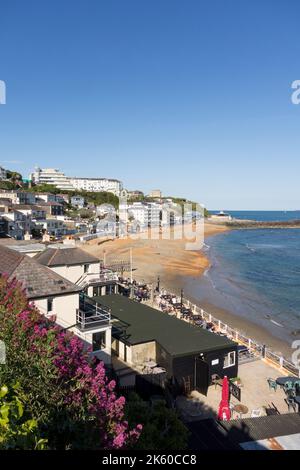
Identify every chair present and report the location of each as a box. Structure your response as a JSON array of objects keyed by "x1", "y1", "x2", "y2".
[
  {"x1": 285, "y1": 398, "x2": 297, "y2": 413},
  {"x1": 267, "y1": 378, "x2": 277, "y2": 392},
  {"x1": 286, "y1": 389, "x2": 296, "y2": 399},
  {"x1": 211, "y1": 374, "x2": 221, "y2": 389},
  {"x1": 251, "y1": 408, "x2": 262, "y2": 418}
]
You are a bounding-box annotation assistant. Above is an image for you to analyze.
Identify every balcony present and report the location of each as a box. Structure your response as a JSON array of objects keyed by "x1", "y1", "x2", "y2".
[
  {"x1": 76, "y1": 270, "x2": 119, "y2": 288},
  {"x1": 76, "y1": 296, "x2": 111, "y2": 331}
]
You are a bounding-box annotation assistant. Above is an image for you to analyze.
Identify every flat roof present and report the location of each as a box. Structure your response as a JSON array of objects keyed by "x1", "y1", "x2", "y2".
[
  {"x1": 98, "y1": 294, "x2": 236, "y2": 357},
  {"x1": 221, "y1": 414, "x2": 300, "y2": 448}
]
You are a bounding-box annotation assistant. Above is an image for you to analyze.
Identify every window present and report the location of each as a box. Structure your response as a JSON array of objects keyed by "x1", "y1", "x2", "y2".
[
  {"x1": 92, "y1": 331, "x2": 106, "y2": 351},
  {"x1": 47, "y1": 298, "x2": 54, "y2": 313},
  {"x1": 224, "y1": 351, "x2": 236, "y2": 369},
  {"x1": 84, "y1": 264, "x2": 89, "y2": 273}
]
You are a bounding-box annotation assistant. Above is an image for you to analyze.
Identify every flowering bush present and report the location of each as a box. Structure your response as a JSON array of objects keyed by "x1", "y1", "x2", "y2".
[{"x1": 0, "y1": 275, "x2": 141, "y2": 449}]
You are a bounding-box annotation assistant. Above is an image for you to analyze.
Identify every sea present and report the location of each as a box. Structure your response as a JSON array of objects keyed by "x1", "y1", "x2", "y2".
[{"x1": 183, "y1": 211, "x2": 300, "y2": 350}]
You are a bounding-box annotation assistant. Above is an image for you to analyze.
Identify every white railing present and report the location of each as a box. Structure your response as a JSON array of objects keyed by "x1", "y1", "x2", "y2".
[
  {"x1": 154, "y1": 288, "x2": 300, "y2": 378},
  {"x1": 76, "y1": 271, "x2": 119, "y2": 287},
  {"x1": 186, "y1": 298, "x2": 300, "y2": 376},
  {"x1": 76, "y1": 302, "x2": 111, "y2": 331}
]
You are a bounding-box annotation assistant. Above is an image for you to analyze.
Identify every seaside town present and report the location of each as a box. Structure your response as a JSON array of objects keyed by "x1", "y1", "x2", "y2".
[
  {"x1": 2, "y1": 0, "x2": 300, "y2": 460},
  {"x1": 0, "y1": 164, "x2": 299, "y2": 451}
]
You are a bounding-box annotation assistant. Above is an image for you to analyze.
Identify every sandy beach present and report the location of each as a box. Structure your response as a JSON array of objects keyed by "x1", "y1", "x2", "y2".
[
  {"x1": 82, "y1": 222, "x2": 229, "y2": 283},
  {"x1": 82, "y1": 222, "x2": 293, "y2": 358}
]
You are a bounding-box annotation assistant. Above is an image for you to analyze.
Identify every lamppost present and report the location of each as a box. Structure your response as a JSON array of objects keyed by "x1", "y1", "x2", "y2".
[
  {"x1": 180, "y1": 288, "x2": 184, "y2": 314},
  {"x1": 156, "y1": 276, "x2": 160, "y2": 292}
]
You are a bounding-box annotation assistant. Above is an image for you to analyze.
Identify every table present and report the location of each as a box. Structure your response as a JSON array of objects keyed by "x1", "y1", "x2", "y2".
[
  {"x1": 233, "y1": 404, "x2": 249, "y2": 419},
  {"x1": 144, "y1": 361, "x2": 157, "y2": 369},
  {"x1": 276, "y1": 377, "x2": 299, "y2": 387}
]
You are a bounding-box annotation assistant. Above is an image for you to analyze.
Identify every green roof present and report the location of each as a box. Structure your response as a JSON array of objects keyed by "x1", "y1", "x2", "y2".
[{"x1": 97, "y1": 294, "x2": 236, "y2": 358}]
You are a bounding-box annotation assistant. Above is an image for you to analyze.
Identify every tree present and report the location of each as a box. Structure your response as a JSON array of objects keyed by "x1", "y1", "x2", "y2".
[
  {"x1": 125, "y1": 393, "x2": 189, "y2": 450},
  {"x1": 0, "y1": 276, "x2": 141, "y2": 449},
  {"x1": 6, "y1": 170, "x2": 23, "y2": 183}
]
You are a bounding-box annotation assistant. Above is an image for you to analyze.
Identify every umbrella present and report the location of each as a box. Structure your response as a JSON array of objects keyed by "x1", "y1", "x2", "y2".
[{"x1": 218, "y1": 376, "x2": 231, "y2": 421}]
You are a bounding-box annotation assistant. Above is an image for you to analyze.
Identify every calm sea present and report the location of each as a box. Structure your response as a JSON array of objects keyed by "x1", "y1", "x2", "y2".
[{"x1": 184, "y1": 211, "x2": 300, "y2": 350}]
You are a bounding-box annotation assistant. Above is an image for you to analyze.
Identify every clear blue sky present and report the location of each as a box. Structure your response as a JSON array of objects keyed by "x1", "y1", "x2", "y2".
[{"x1": 1, "y1": 0, "x2": 300, "y2": 210}]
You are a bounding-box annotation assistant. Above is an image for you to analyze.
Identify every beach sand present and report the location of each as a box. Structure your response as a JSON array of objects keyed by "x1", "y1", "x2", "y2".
[
  {"x1": 81, "y1": 222, "x2": 293, "y2": 358},
  {"x1": 82, "y1": 223, "x2": 228, "y2": 282}
]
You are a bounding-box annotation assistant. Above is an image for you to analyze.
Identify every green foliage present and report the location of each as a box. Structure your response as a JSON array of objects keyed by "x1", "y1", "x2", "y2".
[
  {"x1": 78, "y1": 208, "x2": 94, "y2": 219},
  {"x1": 0, "y1": 277, "x2": 140, "y2": 450},
  {"x1": 6, "y1": 170, "x2": 23, "y2": 182},
  {"x1": 27, "y1": 184, "x2": 119, "y2": 209},
  {"x1": 0, "y1": 181, "x2": 15, "y2": 190},
  {"x1": 0, "y1": 383, "x2": 47, "y2": 450},
  {"x1": 126, "y1": 393, "x2": 189, "y2": 450},
  {"x1": 80, "y1": 190, "x2": 119, "y2": 208},
  {"x1": 28, "y1": 183, "x2": 61, "y2": 194}
]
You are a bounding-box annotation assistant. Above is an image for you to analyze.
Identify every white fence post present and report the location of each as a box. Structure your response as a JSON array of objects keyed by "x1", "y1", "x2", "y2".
[{"x1": 279, "y1": 357, "x2": 284, "y2": 368}]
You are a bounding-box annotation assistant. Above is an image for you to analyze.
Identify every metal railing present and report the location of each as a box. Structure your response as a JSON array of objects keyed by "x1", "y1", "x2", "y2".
[
  {"x1": 76, "y1": 271, "x2": 119, "y2": 287},
  {"x1": 76, "y1": 303, "x2": 111, "y2": 331},
  {"x1": 190, "y1": 298, "x2": 300, "y2": 377},
  {"x1": 154, "y1": 289, "x2": 300, "y2": 378}
]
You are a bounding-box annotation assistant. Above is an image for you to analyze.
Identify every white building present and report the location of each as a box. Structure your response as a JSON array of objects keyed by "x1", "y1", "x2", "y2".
[
  {"x1": 29, "y1": 167, "x2": 74, "y2": 191},
  {"x1": 127, "y1": 202, "x2": 161, "y2": 228},
  {"x1": 71, "y1": 195, "x2": 85, "y2": 209},
  {"x1": 149, "y1": 189, "x2": 162, "y2": 199},
  {"x1": 0, "y1": 245, "x2": 112, "y2": 365},
  {"x1": 30, "y1": 167, "x2": 123, "y2": 195},
  {"x1": 0, "y1": 190, "x2": 36, "y2": 205},
  {"x1": 70, "y1": 177, "x2": 122, "y2": 196},
  {"x1": 0, "y1": 166, "x2": 7, "y2": 180},
  {"x1": 36, "y1": 219, "x2": 66, "y2": 237}
]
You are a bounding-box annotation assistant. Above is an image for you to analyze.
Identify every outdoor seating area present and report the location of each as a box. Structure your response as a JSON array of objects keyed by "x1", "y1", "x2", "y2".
[
  {"x1": 156, "y1": 293, "x2": 217, "y2": 332},
  {"x1": 175, "y1": 361, "x2": 299, "y2": 422},
  {"x1": 275, "y1": 376, "x2": 300, "y2": 413}
]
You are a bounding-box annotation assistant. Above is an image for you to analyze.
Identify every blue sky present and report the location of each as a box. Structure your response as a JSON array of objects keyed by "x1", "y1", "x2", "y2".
[{"x1": 0, "y1": 0, "x2": 300, "y2": 210}]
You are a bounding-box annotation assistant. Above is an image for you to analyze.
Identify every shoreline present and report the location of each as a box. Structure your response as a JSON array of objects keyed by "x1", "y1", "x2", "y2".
[{"x1": 81, "y1": 222, "x2": 294, "y2": 359}]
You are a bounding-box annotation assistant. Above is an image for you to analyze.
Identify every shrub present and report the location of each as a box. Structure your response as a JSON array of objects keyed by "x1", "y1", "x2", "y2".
[{"x1": 0, "y1": 275, "x2": 141, "y2": 449}]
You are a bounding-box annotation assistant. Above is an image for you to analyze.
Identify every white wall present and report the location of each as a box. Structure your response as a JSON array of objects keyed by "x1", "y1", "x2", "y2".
[
  {"x1": 32, "y1": 293, "x2": 112, "y2": 365},
  {"x1": 77, "y1": 326, "x2": 112, "y2": 365},
  {"x1": 34, "y1": 292, "x2": 79, "y2": 326},
  {"x1": 51, "y1": 261, "x2": 99, "y2": 284}
]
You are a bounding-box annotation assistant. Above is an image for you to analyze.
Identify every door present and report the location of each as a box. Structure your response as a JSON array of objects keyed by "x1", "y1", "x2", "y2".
[{"x1": 194, "y1": 357, "x2": 209, "y2": 396}]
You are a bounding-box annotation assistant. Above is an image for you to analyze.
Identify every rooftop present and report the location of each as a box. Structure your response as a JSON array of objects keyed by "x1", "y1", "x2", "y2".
[
  {"x1": 98, "y1": 294, "x2": 235, "y2": 357},
  {"x1": 0, "y1": 245, "x2": 81, "y2": 299},
  {"x1": 34, "y1": 246, "x2": 100, "y2": 267}
]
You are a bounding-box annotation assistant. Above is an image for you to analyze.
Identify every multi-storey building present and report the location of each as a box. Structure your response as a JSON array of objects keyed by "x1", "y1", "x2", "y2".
[
  {"x1": 0, "y1": 190, "x2": 36, "y2": 205},
  {"x1": 127, "y1": 202, "x2": 161, "y2": 229},
  {"x1": 29, "y1": 167, "x2": 74, "y2": 191},
  {"x1": 36, "y1": 201, "x2": 64, "y2": 216},
  {"x1": 35, "y1": 219, "x2": 66, "y2": 237},
  {"x1": 70, "y1": 177, "x2": 122, "y2": 196},
  {"x1": 30, "y1": 167, "x2": 123, "y2": 195},
  {"x1": 35, "y1": 192, "x2": 58, "y2": 204},
  {"x1": 0, "y1": 166, "x2": 7, "y2": 180}
]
